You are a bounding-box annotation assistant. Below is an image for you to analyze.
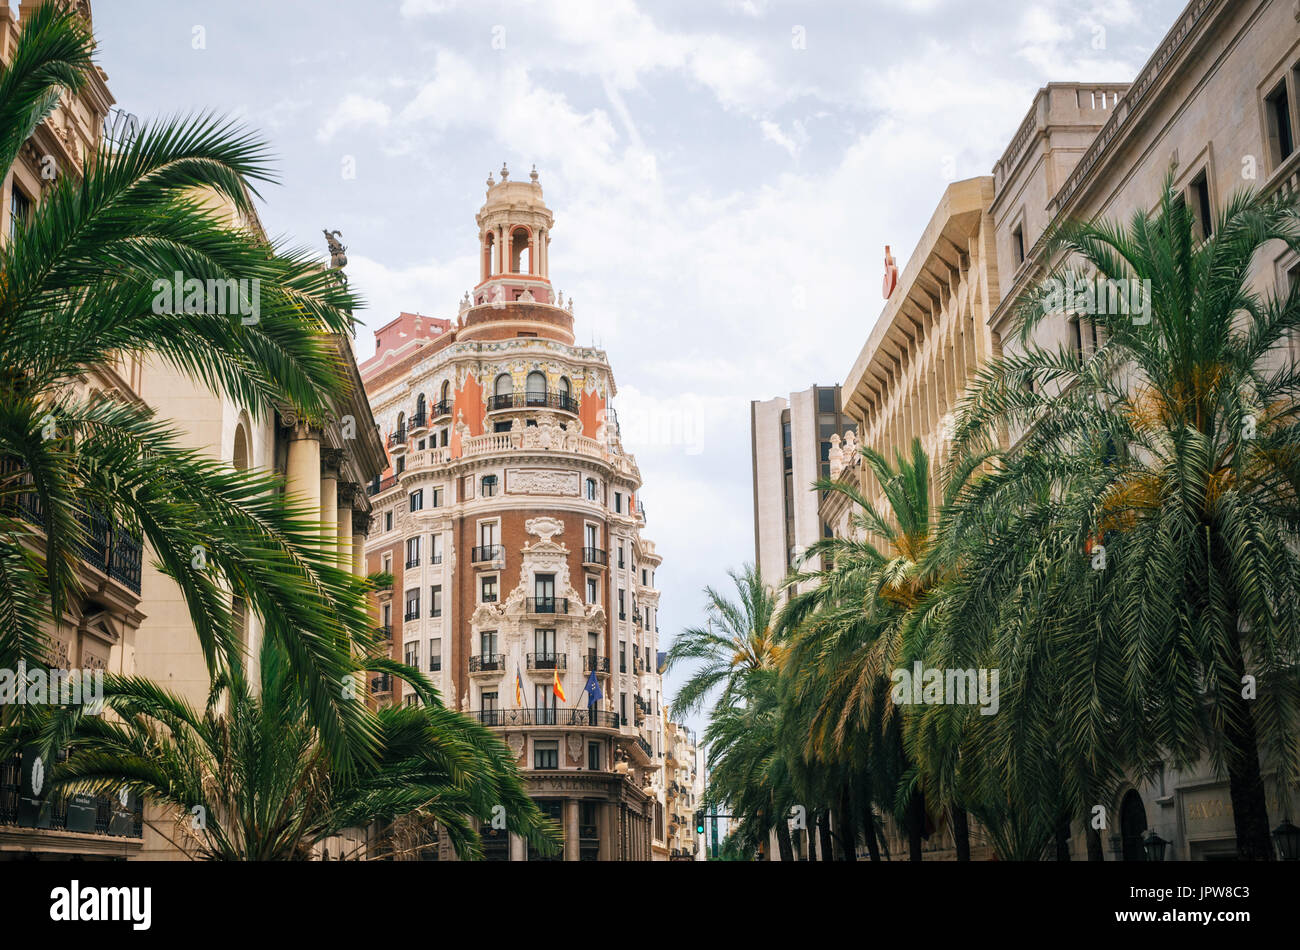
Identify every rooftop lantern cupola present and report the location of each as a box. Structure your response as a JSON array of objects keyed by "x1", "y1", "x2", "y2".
[{"x1": 475, "y1": 162, "x2": 557, "y2": 306}]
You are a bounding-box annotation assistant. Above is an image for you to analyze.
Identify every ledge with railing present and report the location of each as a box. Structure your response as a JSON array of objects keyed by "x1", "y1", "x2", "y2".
[
  {"x1": 387, "y1": 426, "x2": 407, "y2": 449},
  {"x1": 469, "y1": 653, "x2": 505, "y2": 673},
  {"x1": 581, "y1": 546, "x2": 608, "y2": 567},
  {"x1": 583, "y1": 655, "x2": 610, "y2": 673},
  {"x1": 3, "y1": 488, "x2": 143, "y2": 595},
  {"x1": 527, "y1": 652, "x2": 567, "y2": 671},
  {"x1": 1, "y1": 753, "x2": 143, "y2": 839},
  {"x1": 408, "y1": 409, "x2": 428, "y2": 433},
  {"x1": 526, "y1": 596, "x2": 569, "y2": 615},
  {"x1": 487, "y1": 391, "x2": 580, "y2": 414},
  {"x1": 471, "y1": 544, "x2": 504, "y2": 564},
  {"x1": 474, "y1": 708, "x2": 619, "y2": 729}
]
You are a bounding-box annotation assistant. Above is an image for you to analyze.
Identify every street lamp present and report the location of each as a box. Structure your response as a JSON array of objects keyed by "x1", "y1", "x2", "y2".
[
  {"x1": 1142, "y1": 829, "x2": 1169, "y2": 862},
  {"x1": 1272, "y1": 819, "x2": 1300, "y2": 861}
]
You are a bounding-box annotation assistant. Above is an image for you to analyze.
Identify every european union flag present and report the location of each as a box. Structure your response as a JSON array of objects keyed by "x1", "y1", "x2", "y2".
[{"x1": 583, "y1": 669, "x2": 603, "y2": 706}]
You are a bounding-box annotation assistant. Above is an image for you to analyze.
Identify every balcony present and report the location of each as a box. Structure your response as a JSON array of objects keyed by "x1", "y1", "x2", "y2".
[
  {"x1": 376, "y1": 623, "x2": 392, "y2": 643},
  {"x1": 581, "y1": 546, "x2": 608, "y2": 568},
  {"x1": 486, "y1": 391, "x2": 579, "y2": 415},
  {"x1": 405, "y1": 556, "x2": 420, "y2": 569},
  {"x1": 469, "y1": 653, "x2": 505, "y2": 674},
  {"x1": 583, "y1": 655, "x2": 610, "y2": 673},
  {"x1": 474, "y1": 708, "x2": 619, "y2": 729},
  {"x1": 6, "y1": 491, "x2": 143, "y2": 595},
  {"x1": 404, "y1": 608, "x2": 420, "y2": 622},
  {"x1": 527, "y1": 653, "x2": 566, "y2": 671},
  {"x1": 526, "y1": 596, "x2": 569, "y2": 615},
  {"x1": 408, "y1": 409, "x2": 429, "y2": 436},
  {"x1": 429, "y1": 658, "x2": 442, "y2": 672},
  {"x1": 370, "y1": 674, "x2": 392, "y2": 696},
  {"x1": 387, "y1": 426, "x2": 408, "y2": 456},
  {"x1": 471, "y1": 544, "x2": 504, "y2": 567},
  {"x1": 431, "y1": 399, "x2": 452, "y2": 421},
  {"x1": 1, "y1": 752, "x2": 143, "y2": 840},
  {"x1": 367, "y1": 474, "x2": 398, "y2": 497}
]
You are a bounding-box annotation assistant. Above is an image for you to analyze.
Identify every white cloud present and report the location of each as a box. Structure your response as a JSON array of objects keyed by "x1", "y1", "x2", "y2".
[{"x1": 315, "y1": 94, "x2": 392, "y2": 143}]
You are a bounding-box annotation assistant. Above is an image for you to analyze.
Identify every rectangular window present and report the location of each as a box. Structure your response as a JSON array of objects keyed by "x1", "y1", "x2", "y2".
[
  {"x1": 405, "y1": 536, "x2": 420, "y2": 568},
  {"x1": 618, "y1": 543, "x2": 625, "y2": 568},
  {"x1": 430, "y1": 585, "x2": 442, "y2": 618},
  {"x1": 587, "y1": 632, "x2": 599, "y2": 665},
  {"x1": 1012, "y1": 223, "x2": 1025, "y2": 267},
  {"x1": 382, "y1": 603, "x2": 391, "y2": 629},
  {"x1": 535, "y1": 628, "x2": 557, "y2": 658},
  {"x1": 429, "y1": 638, "x2": 441, "y2": 672},
  {"x1": 404, "y1": 641, "x2": 419, "y2": 667},
  {"x1": 585, "y1": 478, "x2": 597, "y2": 500},
  {"x1": 614, "y1": 492, "x2": 623, "y2": 513},
  {"x1": 534, "y1": 685, "x2": 556, "y2": 725},
  {"x1": 431, "y1": 487, "x2": 443, "y2": 508},
  {"x1": 585, "y1": 523, "x2": 598, "y2": 548},
  {"x1": 620, "y1": 693, "x2": 627, "y2": 725},
  {"x1": 1189, "y1": 168, "x2": 1213, "y2": 240},
  {"x1": 586, "y1": 576, "x2": 598, "y2": 604},
  {"x1": 618, "y1": 589, "x2": 625, "y2": 619},
  {"x1": 404, "y1": 588, "x2": 420, "y2": 621},
  {"x1": 409, "y1": 489, "x2": 424, "y2": 512},
  {"x1": 482, "y1": 474, "x2": 498, "y2": 497},
  {"x1": 481, "y1": 690, "x2": 498, "y2": 723},
  {"x1": 480, "y1": 630, "x2": 498, "y2": 656},
  {"x1": 396, "y1": 456, "x2": 405, "y2": 474},
  {"x1": 382, "y1": 553, "x2": 392, "y2": 574},
  {"x1": 481, "y1": 574, "x2": 499, "y2": 603},
  {"x1": 534, "y1": 740, "x2": 559, "y2": 770},
  {"x1": 9, "y1": 185, "x2": 30, "y2": 239},
  {"x1": 534, "y1": 572, "x2": 555, "y2": 609},
  {"x1": 431, "y1": 533, "x2": 443, "y2": 564},
  {"x1": 479, "y1": 521, "x2": 498, "y2": 547},
  {"x1": 588, "y1": 742, "x2": 601, "y2": 771},
  {"x1": 384, "y1": 510, "x2": 393, "y2": 532},
  {"x1": 1266, "y1": 79, "x2": 1295, "y2": 168},
  {"x1": 494, "y1": 420, "x2": 512, "y2": 433},
  {"x1": 619, "y1": 641, "x2": 627, "y2": 673}
]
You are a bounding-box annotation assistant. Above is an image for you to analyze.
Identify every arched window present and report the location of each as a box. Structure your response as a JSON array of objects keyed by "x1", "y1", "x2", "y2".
[
  {"x1": 415, "y1": 393, "x2": 426, "y2": 425},
  {"x1": 558, "y1": 376, "x2": 572, "y2": 411},
  {"x1": 1120, "y1": 790, "x2": 1147, "y2": 861},
  {"x1": 494, "y1": 373, "x2": 515, "y2": 410},
  {"x1": 526, "y1": 370, "x2": 547, "y2": 406},
  {"x1": 396, "y1": 411, "x2": 406, "y2": 439},
  {"x1": 511, "y1": 227, "x2": 531, "y2": 274},
  {"x1": 232, "y1": 424, "x2": 249, "y2": 471},
  {"x1": 439, "y1": 379, "x2": 450, "y2": 410},
  {"x1": 484, "y1": 232, "x2": 496, "y2": 277}
]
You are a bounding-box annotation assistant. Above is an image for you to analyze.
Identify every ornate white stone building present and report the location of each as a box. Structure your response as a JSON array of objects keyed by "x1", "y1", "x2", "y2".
[{"x1": 361, "y1": 166, "x2": 665, "y2": 860}]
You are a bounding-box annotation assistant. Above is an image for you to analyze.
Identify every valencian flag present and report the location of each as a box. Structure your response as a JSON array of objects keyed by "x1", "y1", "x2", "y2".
[
  {"x1": 583, "y1": 669, "x2": 603, "y2": 706},
  {"x1": 515, "y1": 666, "x2": 524, "y2": 707},
  {"x1": 552, "y1": 665, "x2": 566, "y2": 703}
]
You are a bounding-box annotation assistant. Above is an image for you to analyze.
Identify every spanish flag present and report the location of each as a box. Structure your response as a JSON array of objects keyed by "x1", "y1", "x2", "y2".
[
  {"x1": 552, "y1": 665, "x2": 566, "y2": 703},
  {"x1": 515, "y1": 667, "x2": 524, "y2": 707}
]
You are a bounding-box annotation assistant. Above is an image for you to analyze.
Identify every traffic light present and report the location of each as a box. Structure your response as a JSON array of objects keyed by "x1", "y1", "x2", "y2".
[{"x1": 694, "y1": 811, "x2": 706, "y2": 835}]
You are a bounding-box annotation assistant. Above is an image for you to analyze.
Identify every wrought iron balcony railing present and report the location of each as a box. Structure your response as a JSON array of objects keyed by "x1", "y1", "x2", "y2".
[
  {"x1": 4, "y1": 489, "x2": 142, "y2": 594},
  {"x1": 469, "y1": 654, "x2": 505, "y2": 673},
  {"x1": 474, "y1": 708, "x2": 619, "y2": 729},
  {"x1": 486, "y1": 392, "x2": 580, "y2": 414},
  {"x1": 583, "y1": 655, "x2": 610, "y2": 673},
  {"x1": 581, "y1": 546, "x2": 608, "y2": 566},
  {"x1": 471, "y1": 544, "x2": 503, "y2": 563},
  {"x1": 408, "y1": 409, "x2": 428, "y2": 431},
  {"x1": 527, "y1": 653, "x2": 566, "y2": 671},
  {"x1": 431, "y1": 399, "x2": 452, "y2": 419},
  {"x1": 526, "y1": 596, "x2": 569, "y2": 615},
  {"x1": 387, "y1": 426, "x2": 407, "y2": 448}
]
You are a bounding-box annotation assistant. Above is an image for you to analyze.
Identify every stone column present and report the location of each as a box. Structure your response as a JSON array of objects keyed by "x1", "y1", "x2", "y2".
[
  {"x1": 319, "y1": 449, "x2": 342, "y2": 553},
  {"x1": 497, "y1": 225, "x2": 506, "y2": 273},
  {"x1": 352, "y1": 510, "x2": 368, "y2": 577},
  {"x1": 564, "y1": 798, "x2": 579, "y2": 862},
  {"x1": 285, "y1": 421, "x2": 322, "y2": 523},
  {"x1": 337, "y1": 484, "x2": 357, "y2": 569},
  {"x1": 509, "y1": 831, "x2": 526, "y2": 862}
]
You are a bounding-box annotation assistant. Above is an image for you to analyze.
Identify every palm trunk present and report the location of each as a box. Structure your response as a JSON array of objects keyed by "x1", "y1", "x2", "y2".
[
  {"x1": 1086, "y1": 824, "x2": 1105, "y2": 861},
  {"x1": 1223, "y1": 685, "x2": 1274, "y2": 859},
  {"x1": 818, "y1": 810, "x2": 834, "y2": 863},
  {"x1": 805, "y1": 825, "x2": 816, "y2": 862},
  {"x1": 775, "y1": 815, "x2": 795, "y2": 863},
  {"x1": 1055, "y1": 815, "x2": 1071, "y2": 861},
  {"x1": 907, "y1": 788, "x2": 924, "y2": 861},
  {"x1": 863, "y1": 808, "x2": 882, "y2": 861},
  {"x1": 952, "y1": 804, "x2": 971, "y2": 861},
  {"x1": 837, "y1": 786, "x2": 856, "y2": 861}
]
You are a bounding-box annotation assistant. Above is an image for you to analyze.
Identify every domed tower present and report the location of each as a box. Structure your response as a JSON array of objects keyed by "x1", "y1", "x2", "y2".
[
  {"x1": 360, "y1": 167, "x2": 666, "y2": 861},
  {"x1": 461, "y1": 163, "x2": 573, "y2": 345}
]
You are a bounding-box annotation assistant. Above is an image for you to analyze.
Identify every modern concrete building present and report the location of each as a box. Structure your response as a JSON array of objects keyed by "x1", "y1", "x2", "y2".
[
  {"x1": 750, "y1": 385, "x2": 854, "y2": 594},
  {"x1": 824, "y1": 0, "x2": 1300, "y2": 860},
  {"x1": 361, "y1": 166, "x2": 664, "y2": 860}
]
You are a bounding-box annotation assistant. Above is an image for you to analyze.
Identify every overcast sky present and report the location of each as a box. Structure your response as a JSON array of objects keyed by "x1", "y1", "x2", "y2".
[{"x1": 94, "y1": 0, "x2": 1185, "y2": 736}]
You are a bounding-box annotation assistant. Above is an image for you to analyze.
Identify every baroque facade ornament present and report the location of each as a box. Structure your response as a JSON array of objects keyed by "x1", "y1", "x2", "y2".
[{"x1": 507, "y1": 469, "x2": 580, "y2": 496}]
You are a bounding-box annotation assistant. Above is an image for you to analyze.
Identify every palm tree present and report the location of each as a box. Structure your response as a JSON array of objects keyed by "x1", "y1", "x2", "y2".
[
  {"x1": 702, "y1": 668, "x2": 798, "y2": 861},
  {"x1": 663, "y1": 563, "x2": 783, "y2": 719},
  {"x1": 778, "y1": 440, "x2": 985, "y2": 860},
  {"x1": 10, "y1": 637, "x2": 559, "y2": 860},
  {"x1": 0, "y1": 6, "x2": 379, "y2": 763},
  {"x1": 946, "y1": 175, "x2": 1300, "y2": 860}
]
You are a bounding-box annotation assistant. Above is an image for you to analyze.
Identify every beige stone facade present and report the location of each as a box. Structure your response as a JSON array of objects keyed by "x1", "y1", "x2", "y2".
[
  {"x1": 821, "y1": 0, "x2": 1300, "y2": 859},
  {"x1": 361, "y1": 168, "x2": 665, "y2": 860}
]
